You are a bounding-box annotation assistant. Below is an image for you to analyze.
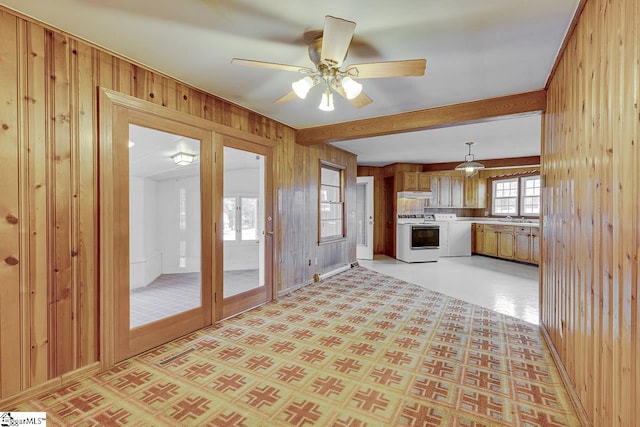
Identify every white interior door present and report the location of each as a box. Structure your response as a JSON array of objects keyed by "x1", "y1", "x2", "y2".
[{"x1": 356, "y1": 176, "x2": 374, "y2": 260}]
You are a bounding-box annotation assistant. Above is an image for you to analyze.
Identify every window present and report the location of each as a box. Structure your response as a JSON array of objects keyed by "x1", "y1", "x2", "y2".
[
  {"x1": 319, "y1": 162, "x2": 345, "y2": 242},
  {"x1": 223, "y1": 196, "x2": 259, "y2": 241},
  {"x1": 521, "y1": 176, "x2": 541, "y2": 215},
  {"x1": 491, "y1": 175, "x2": 540, "y2": 217}
]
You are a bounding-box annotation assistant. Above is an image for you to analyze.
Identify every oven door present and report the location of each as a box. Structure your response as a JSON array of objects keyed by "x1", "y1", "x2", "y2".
[{"x1": 411, "y1": 225, "x2": 439, "y2": 249}]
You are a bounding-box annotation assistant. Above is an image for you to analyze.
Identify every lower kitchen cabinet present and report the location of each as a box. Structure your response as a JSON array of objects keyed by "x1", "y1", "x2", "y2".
[
  {"x1": 483, "y1": 225, "x2": 498, "y2": 256},
  {"x1": 473, "y1": 223, "x2": 539, "y2": 265},
  {"x1": 472, "y1": 223, "x2": 484, "y2": 254}
]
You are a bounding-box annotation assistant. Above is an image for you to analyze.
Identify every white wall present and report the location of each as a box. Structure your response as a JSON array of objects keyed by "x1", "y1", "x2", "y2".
[
  {"x1": 129, "y1": 177, "x2": 161, "y2": 288},
  {"x1": 157, "y1": 175, "x2": 201, "y2": 274}
]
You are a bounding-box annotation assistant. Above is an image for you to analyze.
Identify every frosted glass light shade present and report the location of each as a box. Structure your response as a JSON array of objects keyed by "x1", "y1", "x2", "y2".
[
  {"x1": 341, "y1": 76, "x2": 363, "y2": 99},
  {"x1": 318, "y1": 91, "x2": 335, "y2": 111},
  {"x1": 292, "y1": 76, "x2": 314, "y2": 99},
  {"x1": 171, "y1": 152, "x2": 196, "y2": 166}
]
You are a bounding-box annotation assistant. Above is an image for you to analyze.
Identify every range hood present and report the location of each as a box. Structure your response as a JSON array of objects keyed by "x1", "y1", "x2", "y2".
[{"x1": 398, "y1": 191, "x2": 433, "y2": 199}]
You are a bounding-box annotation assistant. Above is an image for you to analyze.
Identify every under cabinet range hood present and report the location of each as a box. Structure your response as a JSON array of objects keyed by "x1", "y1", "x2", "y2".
[{"x1": 398, "y1": 191, "x2": 433, "y2": 199}]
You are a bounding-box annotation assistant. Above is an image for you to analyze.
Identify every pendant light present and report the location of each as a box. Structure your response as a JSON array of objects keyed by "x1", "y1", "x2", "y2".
[{"x1": 455, "y1": 142, "x2": 485, "y2": 177}]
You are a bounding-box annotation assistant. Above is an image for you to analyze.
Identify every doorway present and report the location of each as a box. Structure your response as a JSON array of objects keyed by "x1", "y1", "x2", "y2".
[{"x1": 356, "y1": 176, "x2": 374, "y2": 260}]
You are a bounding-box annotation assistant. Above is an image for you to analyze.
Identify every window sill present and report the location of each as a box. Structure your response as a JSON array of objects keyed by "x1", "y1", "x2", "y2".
[{"x1": 318, "y1": 237, "x2": 347, "y2": 246}]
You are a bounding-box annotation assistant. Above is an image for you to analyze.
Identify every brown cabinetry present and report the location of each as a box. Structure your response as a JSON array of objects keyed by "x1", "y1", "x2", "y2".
[
  {"x1": 399, "y1": 171, "x2": 431, "y2": 191},
  {"x1": 474, "y1": 223, "x2": 539, "y2": 265},
  {"x1": 463, "y1": 175, "x2": 487, "y2": 208},
  {"x1": 426, "y1": 173, "x2": 463, "y2": 208},
  {"x1": 472, "y1": 223, "x2": 485, "y2": 254},
  {"x1": 483, "y1": 225, "x2": 499, "y2": 256}
]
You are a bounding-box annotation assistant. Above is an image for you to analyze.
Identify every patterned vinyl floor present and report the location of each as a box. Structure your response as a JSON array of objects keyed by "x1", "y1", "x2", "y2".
[{"x1": 12, "y1": 267, "x2": 580, "y2": 426}]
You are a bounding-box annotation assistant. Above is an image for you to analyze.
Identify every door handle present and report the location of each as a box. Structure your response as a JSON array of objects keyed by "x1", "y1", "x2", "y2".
[{"x1": 266, "y1": 231, "x2": 274, "y2": 235}]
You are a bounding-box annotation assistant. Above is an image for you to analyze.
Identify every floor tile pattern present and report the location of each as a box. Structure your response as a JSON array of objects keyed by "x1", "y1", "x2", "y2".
[
  {"x1": 14, "y1": 267, "x2": 579, "y2": 426},
  {"x1": 130, "y1": 270, "x2": 260, "y2": 327}
]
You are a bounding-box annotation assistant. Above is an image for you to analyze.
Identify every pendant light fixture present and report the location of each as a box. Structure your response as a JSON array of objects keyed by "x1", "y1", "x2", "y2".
[{"x1": 455, "y1": 142, "x2": 485, "y2": 177}]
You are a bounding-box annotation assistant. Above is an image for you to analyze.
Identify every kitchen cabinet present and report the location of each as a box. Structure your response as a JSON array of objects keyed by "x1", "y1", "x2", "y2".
[
  {"x1": 515, "y1": 226, "x2": 532, "y2": 262},
  {"x1": 483, "y1": 225, "x2": 498, "y2": 256},
  {"x1": 498, "y1": 226, "x2": 515, "y2": 259},
  {"x1": 426, "y1": 174, "x2": 463, "y2": 208},
  {"x1": 399, "y1": 172, "x2": 431, "y2": 191},
  {"x1": 531, "y1": 227, "x2": 540, "y2": 264},
  {"x1": 474, "y1": 222, "x2": 539, "y2": 265},
  {"x1": 472, "y1": 223, "x2": 484, "y2": 254},
  {"x1": 463, "y1": 175, "x2": 487, "y2": 208}
]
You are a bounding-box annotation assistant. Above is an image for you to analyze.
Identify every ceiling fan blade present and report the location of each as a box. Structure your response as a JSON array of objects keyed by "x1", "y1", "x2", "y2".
[
  {"x1": 334, "y1": 85, "x2": 373, "y2": 108},
  {"x1": 346, "y1": 59, "x2": 427, "y2": 79},
  {"x1": 273, "y1": 90, "x2": 299, "y2": 104},
  {"x1": 320, "y1": 15, "x2": 356, "y2": 68},
  {"x1": 232, "y1": 58, "x2": 313, "y2": 73}
]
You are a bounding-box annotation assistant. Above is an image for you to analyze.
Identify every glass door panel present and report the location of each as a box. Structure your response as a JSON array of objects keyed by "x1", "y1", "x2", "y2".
[
  {"x1": 220, "y1": 139, "x2": 272, "y2": 319},
  {"x1": 129, "y1": 124, "x2": 203, "y2": 328}
]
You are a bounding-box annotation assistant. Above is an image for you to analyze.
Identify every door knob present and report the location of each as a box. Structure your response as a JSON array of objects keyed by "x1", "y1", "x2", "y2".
[{"x1": 266, "y1": 231, "x2": 274, "y2": 235}]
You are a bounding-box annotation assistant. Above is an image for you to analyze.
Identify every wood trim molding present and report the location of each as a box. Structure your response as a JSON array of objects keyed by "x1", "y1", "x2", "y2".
[
  {"x1": 295, "y1": 90, "x2": 546, "y2": 146},
  {"x1": 540, "y1": 325, "x2": 592, "y2": 427},
  {"x1": 0, "y1": 362, "x2": 101, "y2": 409},
  {"x1": 421, "y1": 156, "x2": 541, "y2": 172}
]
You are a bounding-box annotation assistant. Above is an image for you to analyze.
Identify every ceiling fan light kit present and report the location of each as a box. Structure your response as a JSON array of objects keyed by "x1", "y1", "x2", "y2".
[
  {"x1": 455, "y1": 142, "x2": 485, "y2": 177},
  {"x1": 232, "y1": 15, "x2": 426, "y2": 112}
]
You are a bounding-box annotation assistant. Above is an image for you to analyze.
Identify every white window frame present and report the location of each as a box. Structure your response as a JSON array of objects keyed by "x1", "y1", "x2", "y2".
[
  {"x1": 492, "y1": 178, "x2": 519, "y2": 216},
  {"x1": 491, "y1": 175, "x2": 541, "y2": 217},
  {"x1": 319, "y1": 161, "x2": 345, "y2": 243},
  {"x1": 223, "y1": 196, "x2": 260, "y2": 243},
  {"x1": 521, "y1": 175, "x2": 541, "y2": 216}
]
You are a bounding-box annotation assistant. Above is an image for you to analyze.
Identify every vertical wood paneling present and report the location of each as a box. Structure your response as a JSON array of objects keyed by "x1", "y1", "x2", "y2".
[
  {"x1": 50, "y1": 31, "x2": 74, "y2": 377},
  {"x1": 75, "y1": 39, "x2": 98, "y2": 366},
  {"x1": 23, "y1": 21, "x2": 48, "y2": 387},
  {"x1": 542, "y1": 0, "x2": 639, "y2": 424},
  {"x1": 0, "y1": 11, "x2": 22, "y2": 397},
  {"x1": 0, "y1": 5, "x2": 352, "y2": 402}
]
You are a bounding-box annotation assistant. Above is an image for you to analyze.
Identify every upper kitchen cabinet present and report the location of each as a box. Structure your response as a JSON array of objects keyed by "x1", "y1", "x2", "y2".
[
  {"x1": 463, "y1": 175, "x2": 487, "y2": 208},
  {"x1": 425, "y1": 173, "x2": 463, "y2": 208},
  {"x1": 399, "y1": 171, "x2": 431, "y2": 191}
]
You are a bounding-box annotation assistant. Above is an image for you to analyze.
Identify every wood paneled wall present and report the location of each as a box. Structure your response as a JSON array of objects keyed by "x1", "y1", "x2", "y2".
[
  {"x1": 542, "y1": 0, "x2": 639, "y2": 424},
  {"x1": 0, "y1": 7, "x2": 357, "y2": 401}
]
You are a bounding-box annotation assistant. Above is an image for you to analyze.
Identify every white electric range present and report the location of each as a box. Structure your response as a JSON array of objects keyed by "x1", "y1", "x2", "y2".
[{"x1": 396, "y1": 213, "x2": 471, "y2": 261}]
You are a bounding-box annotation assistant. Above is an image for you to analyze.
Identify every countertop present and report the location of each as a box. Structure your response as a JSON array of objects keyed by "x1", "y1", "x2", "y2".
[{"x1": 464, "y1": 218, "x2": 540, "y2": 227}]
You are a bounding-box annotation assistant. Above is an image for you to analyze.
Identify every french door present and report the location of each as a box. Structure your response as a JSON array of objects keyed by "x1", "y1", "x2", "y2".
[
  {"x1": 218, "y1": 136, "x2": 273, "y2": 319},
  {"x1": 100, "y1": 90, "x2": 216, "y2": 365}
]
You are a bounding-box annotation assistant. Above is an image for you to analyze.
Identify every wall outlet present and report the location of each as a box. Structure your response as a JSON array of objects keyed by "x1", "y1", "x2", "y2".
[{"x1": 314, "y1": 257, "x2": 318, "y2": 265}]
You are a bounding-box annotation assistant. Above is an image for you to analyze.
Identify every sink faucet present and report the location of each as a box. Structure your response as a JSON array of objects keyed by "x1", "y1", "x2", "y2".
[{"x1": 505, "y1": 215, "x2": 512, "y2": 220}]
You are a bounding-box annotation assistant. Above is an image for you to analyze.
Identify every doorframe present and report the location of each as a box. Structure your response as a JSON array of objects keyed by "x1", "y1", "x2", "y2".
[
  {"x1": 356, "y1": 176, "x2": 374, "y2": 260},
  {"x1": 98, "y1": 89, "x2": 278, "y2": 368}
]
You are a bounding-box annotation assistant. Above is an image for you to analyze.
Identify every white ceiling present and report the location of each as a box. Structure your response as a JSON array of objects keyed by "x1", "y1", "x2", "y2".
[{"x1": 1, "y1": 0, "x2": 578, "y2": 165}]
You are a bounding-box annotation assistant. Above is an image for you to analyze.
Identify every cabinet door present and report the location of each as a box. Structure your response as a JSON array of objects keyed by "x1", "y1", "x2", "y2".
[
  {"x1": 498, "y1": 230, "x2": 515, "y2": 259},
  {"x1": 474, "y1": 224, "x2": 485, "y2": 254},
  {"x1": 426, "y1": 176, "x2": 439, "y2": 207},
  {"x1": 531, "y1": 227, "x2": 540, "y2": 265},
  {"x1": 451, "y1": 176, "x2": 464, "y2": 208},
  {"x1": 514, "y1": 227, "x2": 531, "y2": 262},
  {"x1": 418, "y1": 173, "x2": 431, "y2": 191},
  {"x1": 483, "y1": 228, "x2": 498, "y2": 256},
  {"x1": 438, "y1": 175, "x2": 451, "y2": 207},
  {"x1": 402, "y1": 172, "x2": 418, "y2": 191}
]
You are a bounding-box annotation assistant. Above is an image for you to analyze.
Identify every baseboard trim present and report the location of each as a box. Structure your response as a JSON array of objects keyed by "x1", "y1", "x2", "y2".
[
  {"x1": 539, "y1": 325, "x2": 592, "y2": 426},
  {"x1": 0, "y1": 361, "x2": 102, "y2": 409},
  {"x1": 277, "y1": 279, "x2": 313, "y2": 298}
]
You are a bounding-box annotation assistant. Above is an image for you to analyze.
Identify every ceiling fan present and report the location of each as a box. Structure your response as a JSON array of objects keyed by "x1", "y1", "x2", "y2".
[{"x1": 231, "y1": 15, "x2": 427, "y2": 111}]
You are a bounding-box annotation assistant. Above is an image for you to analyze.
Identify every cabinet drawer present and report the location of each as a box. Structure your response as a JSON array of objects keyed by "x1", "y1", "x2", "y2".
[
  {"x1": 474, "y1": 223, "x2": 484, "y2": 230},
  {"x1": 530, "y1": 227, "x2": 540, "y2": 236},
  {"x1": 516, "y1": 226, "x2": 530, "y2": 233}
]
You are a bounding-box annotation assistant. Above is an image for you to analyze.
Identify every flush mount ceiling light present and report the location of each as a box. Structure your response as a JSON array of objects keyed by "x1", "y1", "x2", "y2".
[
  {"x1": 455, "y1": 142, "x2": 485, "y2": 178},
  {"x1": 171, "y1": 151, "x2": 195, "y2": 166},
  {"x1": 232, "y1": 15, "x2": 426, "y2": 112}
]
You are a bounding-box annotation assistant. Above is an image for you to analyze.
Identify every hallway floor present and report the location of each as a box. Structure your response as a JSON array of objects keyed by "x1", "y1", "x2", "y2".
[{"x1": 358, "y1": 255, "x2": 539, "y2": 324}]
